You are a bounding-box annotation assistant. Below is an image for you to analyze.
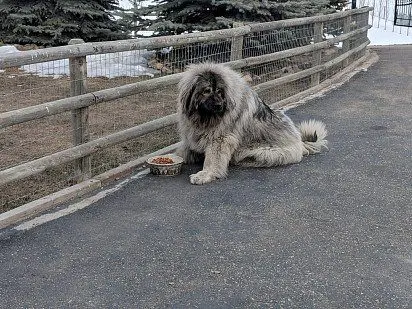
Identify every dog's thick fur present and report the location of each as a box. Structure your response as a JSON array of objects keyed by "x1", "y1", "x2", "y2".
[{"x1": 176, "y1": 62, "x2": 328, "y2": 185}]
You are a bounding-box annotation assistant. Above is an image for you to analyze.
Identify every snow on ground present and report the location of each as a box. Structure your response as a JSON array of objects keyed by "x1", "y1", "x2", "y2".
[
  {"x1": 354, "y1": 0, "x2": 412, "y2": 44},
  {"x1": 25, "y1": 50, "x2": 158, "y2": 78},
  {"x1": 0, "y1": 46, "x2": 158, "y2": 78},
  {"x1": 369, "y1": 26, "x2": 412, "y2": 45},
  {"x1": 368, "y1": 19, "x2": 412, "y2": 45}
]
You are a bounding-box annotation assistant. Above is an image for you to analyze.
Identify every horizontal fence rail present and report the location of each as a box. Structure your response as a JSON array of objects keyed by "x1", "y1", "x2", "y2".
[
  {"x1": 0, "y1": 114, "x2": 178, "y2": 186},
  {"x1": 0, "y1": 7, "x2": 373, "y2": 211}
]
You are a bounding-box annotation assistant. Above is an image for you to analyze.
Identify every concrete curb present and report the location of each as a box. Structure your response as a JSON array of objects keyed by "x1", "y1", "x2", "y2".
[{"x1": 0, "y1": 179, "x2": 101, "y2": 229}]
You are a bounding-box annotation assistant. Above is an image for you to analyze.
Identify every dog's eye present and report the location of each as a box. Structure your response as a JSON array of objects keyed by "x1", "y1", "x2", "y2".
[
  {"x1": 216, "y1": 88, "x2": 223, "y2": 96},
  {"x1": 203, "y1": 88, "x2": 212, "y2": 95}
]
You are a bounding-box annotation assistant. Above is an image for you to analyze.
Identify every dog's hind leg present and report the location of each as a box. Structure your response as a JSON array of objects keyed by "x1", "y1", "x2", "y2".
[{"x1": 233, "y1": 144, "x2": 304, "y2": 167}]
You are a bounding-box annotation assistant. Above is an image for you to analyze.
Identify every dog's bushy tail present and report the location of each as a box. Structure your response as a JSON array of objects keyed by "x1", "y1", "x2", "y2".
[{"x1": 298, "y1": 119, "x2": 328, "y2": 154}]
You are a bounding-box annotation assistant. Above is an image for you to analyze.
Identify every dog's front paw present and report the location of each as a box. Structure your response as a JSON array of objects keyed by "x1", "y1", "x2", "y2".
[{"x1": 190, "y1": 171, "x2": 215, "y2": 185}]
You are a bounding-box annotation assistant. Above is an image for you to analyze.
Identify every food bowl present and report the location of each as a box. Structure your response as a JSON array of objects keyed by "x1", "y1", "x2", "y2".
[{"x1": 146, "y1": 154, "x2": 184, "y2": 176}]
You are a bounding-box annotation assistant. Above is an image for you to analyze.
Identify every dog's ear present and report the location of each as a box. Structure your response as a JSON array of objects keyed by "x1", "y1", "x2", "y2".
[
  {"x1": 178, "y1": 75, "x2": 198, "y2": 115},
  {"x1": 185, "y1": 85, "x2": 199, "y2": 116}
]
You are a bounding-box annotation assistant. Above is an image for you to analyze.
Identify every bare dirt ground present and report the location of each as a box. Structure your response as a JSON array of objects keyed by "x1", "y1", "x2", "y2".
[{"x1": 0, "y1": 70, "x2": 179, "y2": 212}]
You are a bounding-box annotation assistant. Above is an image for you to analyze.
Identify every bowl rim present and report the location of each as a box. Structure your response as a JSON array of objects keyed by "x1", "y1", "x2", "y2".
[{"x1": 146, "y1": 154, "x2": 183, "y2": 166}]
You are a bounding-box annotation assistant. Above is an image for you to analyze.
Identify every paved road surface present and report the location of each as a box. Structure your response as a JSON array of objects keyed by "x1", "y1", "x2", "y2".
[{"x1": 1, "y1": 46, "x2": 411, "y2": 308}]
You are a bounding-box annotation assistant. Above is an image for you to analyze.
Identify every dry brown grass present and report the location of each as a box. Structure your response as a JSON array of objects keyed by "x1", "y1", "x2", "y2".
[{"x1": 0, "y1": 71, "x2": 179, "y2": 213}]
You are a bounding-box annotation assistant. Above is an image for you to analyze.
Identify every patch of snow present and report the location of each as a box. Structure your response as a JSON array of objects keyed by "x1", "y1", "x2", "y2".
[
  {"x1": 369, "y1": 26, "x2": 412, "y2": 45},
  {"x1": 324, "y1": 34, "x2": 343, "y2": 47},
  {"x1": 0, "y1": 45, "x2": 20, "y2": 54},
  {"x1": 136, "y1": 30, "x2": 155, "y2": 37},
  {"x1": 24, "y1": 50, "x2": 159, "y2": 78},
  {"x1": 368, "y1": 18, "x2": 412, "y2": 45},
  {"x1": 0, "y1": 46, "x2": 20, "y2": 73},
  {"x1": 119, "y1": 0, "x2": 154, "y2": 10},
  {"x1": 0, "y1": 46, "x2": 158, "y2": 78}
]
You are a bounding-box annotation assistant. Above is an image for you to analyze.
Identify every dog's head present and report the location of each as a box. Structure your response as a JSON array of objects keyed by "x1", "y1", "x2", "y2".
[
  {"x1": 190, "y1": 71, "x2": 227, "y2": 117},
  {"x1": 179, "y1": 64, "x2": 231, "y2": 122}
]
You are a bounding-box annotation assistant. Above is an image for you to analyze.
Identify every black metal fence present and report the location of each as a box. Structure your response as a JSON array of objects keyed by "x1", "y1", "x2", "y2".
[{"x1": 395, "y1": 0, "x2": 412, "y2": 27}]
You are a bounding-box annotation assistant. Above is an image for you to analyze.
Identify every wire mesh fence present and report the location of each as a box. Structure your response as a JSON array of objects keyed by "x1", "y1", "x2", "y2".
[
  {"x1": 243, "y1": 24, "x2": 315, "y2": 58},
  {"x1": 150, "y1": 40, "x2": 234, "y2": 75},
  {"x1": 0, "y1": 8, "x2": 372, "y2": 213}
]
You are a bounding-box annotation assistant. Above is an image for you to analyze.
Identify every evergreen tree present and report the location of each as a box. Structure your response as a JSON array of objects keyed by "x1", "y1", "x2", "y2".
[
  {"x1": 0, "y1": 0, "x2": 127, "y2": 46},
  {"x1": 131, "y1": 0, "x2": 348, "y2": 36},
  {"x1": 329, "y1": 0, "x2": 348, "y2": 10},
  {"x1": 114, "y1": 0, "x2": 145, "y2": 37}
]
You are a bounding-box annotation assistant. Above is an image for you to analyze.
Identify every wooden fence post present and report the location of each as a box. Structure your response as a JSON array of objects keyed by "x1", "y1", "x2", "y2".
[
  {"x1": 69, "y1": 38, "x2": 91, "y2": 183},
  {"x1": 361, "y1": 11, "x2": 370, "y2": 55},
  {"x1": 311, "y1": 22, "x2": 323, "y2": 87},
  {"x1": 342, "y1": 15, "x2": 352, "y2": 67},
  {"x1": 230, "y1": 22, "x2": 244, "y2": 61}
]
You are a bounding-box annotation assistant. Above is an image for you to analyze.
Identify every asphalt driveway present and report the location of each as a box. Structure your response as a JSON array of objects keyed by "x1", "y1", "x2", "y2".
[{"x1": 0, "y1": 46, "x2": 411, "y2": 309}]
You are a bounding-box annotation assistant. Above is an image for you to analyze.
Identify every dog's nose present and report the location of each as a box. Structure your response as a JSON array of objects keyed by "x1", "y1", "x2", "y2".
[
  {"x1": 212, "y1": 102, "x2": 223, "y2": 112},
  {"x1": 216, "y1": 105, "x2": 224, "y2": 112}
]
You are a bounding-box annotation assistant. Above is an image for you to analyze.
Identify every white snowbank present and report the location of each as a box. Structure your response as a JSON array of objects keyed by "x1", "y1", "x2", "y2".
[
  {"x1": 369, "y1": 26, "x2": 412, "y2": 45},
  {"x1": 368, "y1": 19, "x2": 412, "y2": 45},
  {"x1": 0, "y1": 46, "x2": 159, "y2": 78},
  {"x1": 24, "y1": 50, "x2": 159, "y2": 78},
  {"x1": 0, "y1": 45, "x2": 20, "y2": 54}
]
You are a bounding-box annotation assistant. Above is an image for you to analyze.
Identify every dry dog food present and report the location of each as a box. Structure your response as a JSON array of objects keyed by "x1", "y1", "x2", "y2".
[{"x1": 151, "y1": 157, "x2": 174, "y2": 164}]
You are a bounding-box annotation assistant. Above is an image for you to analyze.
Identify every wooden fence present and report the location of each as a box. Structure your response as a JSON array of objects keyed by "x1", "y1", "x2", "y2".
[{"x1": 0, "y1": 8, "x2": 372, "y2": 196}]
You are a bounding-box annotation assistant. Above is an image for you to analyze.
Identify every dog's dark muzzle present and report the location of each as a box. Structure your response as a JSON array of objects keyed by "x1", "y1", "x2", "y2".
[{"x1": 199, "y1": 98, "x2": 225, "y2": 115}]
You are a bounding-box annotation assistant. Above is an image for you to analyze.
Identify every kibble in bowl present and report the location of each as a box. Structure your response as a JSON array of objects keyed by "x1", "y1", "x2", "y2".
[{"x1": 146, "y1": 154, "x2": 183, "y2": 176}]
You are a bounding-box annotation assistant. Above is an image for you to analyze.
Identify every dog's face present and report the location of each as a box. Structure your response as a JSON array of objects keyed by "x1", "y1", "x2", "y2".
[{"x1": 185, "y1": 71, "x2": 227, "y2": 120}]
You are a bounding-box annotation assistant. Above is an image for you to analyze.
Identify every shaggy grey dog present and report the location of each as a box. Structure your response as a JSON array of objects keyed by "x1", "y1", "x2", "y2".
[{"x1": 176, "y1": 62, "x2": 328, "y2": 185}]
